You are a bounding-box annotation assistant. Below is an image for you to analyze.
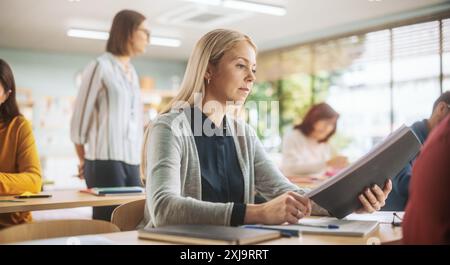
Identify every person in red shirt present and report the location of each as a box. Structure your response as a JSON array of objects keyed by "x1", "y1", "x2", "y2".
[{"x1": 403, "y1": 114, "x2": 450, "y2": 244}]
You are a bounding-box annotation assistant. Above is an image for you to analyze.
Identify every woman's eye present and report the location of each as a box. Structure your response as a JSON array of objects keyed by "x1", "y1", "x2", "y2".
[{"x1": 237, "y1": 64, "x2": 256, "y2": 74}]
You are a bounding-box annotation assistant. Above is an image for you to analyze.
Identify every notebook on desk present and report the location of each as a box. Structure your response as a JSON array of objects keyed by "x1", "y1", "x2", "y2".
[
  {"x1": 80, "y1": 186, "x2": 144, "y2": 196},
  {"x1": 252, "y1": 218, "x2": 379, "y2": 237},
  {"x1": 138, "y1": 225, "x2": 281, "y2": 245}
]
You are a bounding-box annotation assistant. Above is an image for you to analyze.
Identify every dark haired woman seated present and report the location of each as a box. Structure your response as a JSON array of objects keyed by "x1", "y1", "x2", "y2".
[{"x1": 0, "y1": 59, "x2": 42, "y2": 228}]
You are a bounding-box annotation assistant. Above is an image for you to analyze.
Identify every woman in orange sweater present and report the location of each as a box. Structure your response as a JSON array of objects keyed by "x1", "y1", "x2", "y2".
[{"x1": 0, "y1": 59, "x2": 42, "y2": 228}]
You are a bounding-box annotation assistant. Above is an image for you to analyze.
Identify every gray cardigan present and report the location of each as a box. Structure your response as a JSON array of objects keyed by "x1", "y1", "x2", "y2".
[{"x1": 141, "y1": 108, "x2": 327, "y2": 228}]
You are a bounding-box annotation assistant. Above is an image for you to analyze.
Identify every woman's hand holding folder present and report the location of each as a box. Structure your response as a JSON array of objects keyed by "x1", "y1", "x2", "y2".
[
  {"x1": 356, "y1": 179, "x2": 392, "y2": 213},
  {"x1": 242, "y1": 180, "x2": 391, "y2": 226},
  {"x1": 244, "y1": 191, "x2": 312, "y2": 225}
]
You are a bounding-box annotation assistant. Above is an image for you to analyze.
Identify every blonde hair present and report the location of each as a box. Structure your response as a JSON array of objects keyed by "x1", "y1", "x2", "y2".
[{"x1": 160, "y1": 29, "x2": 257, "y2": 114}]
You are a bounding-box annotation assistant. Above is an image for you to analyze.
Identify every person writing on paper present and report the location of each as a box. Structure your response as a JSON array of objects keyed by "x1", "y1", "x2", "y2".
[
  {"x1": 70, "y1": 10, "x2": 149, "y2": 221},
  {"x1": 403, "y1": 114, "x2": 450, "y2": 244},
  {"x1": 281, "y1": 103, "x2": 348, "y2": 177},
  {"x1": 382, "y1": 91, "x2": 450, "y2": 211},
  {"x1": 0, "y1": 59, "x2": 42, "y2": 228},
  {"x1": 141, "y1": 29, "x2": 391, "y2": 229}
]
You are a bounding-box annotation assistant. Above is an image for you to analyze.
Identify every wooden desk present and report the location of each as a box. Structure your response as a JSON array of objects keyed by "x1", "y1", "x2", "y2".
[
  {"x1": 100, "y1": 212, "x2": 404, "y2": 245},
  {"x1": 0, "y1": 190, "x2": 145, "y2": 214},
  {"x1": 116, "y1": 225, "x2": 399, "y2": 245},
  {"x1": 20, "y1": 213, "x2": 402, "y2": 245},
  {"x1": 30, "y1": 223, "x2": 398, "y2": 245}
]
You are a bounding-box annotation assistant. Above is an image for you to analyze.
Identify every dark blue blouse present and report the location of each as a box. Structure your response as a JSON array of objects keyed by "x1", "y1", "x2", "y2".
[{"x1": 189, "y1": 107, "x2": 246, "y2": 226}]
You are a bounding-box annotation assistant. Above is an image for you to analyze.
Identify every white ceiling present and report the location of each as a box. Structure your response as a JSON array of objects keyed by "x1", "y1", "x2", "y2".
[{"x1": 0, "y1": 0, "x2": 448, "y2": 61}]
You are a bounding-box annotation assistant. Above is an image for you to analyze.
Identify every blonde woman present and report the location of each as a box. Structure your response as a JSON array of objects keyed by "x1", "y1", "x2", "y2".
[
  {"x1": 141, "y1": 29, "x2": 392, "y2": 228},
  {"x1": 70, "y1": 10, "x2": 150, "y2": 221}
]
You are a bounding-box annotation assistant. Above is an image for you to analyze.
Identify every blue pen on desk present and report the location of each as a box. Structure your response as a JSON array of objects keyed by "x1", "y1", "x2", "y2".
[
  {"x1": 243, "y1": 225, "x2": 299, "y2": 237},
  {"x1": 298, "y1": 223, "x2": 340, "y2": 229}
]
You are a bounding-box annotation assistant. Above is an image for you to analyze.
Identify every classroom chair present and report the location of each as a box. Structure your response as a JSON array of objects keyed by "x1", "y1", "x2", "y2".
[
  {"x1": 111, "y1": 199, "x2": 145, "y2": 231},
  {"x1": 0, "y1": 219, "x2": 120, "y2": 244}
]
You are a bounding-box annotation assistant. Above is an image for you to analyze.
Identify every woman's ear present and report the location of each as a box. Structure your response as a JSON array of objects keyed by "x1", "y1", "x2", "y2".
[
  {"x1": 204, "y1": 63, "x2": 214, "y2": 81},
  {"x1": 437, "y1": 101, "x2": 448, "y2": 115},
  {"x1": 0, "y1": 90, "x2": 10, "y2": 104}
]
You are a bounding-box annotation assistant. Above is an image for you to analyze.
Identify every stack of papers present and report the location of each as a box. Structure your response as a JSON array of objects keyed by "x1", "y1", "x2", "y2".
[
  {"x1": 345, "y1": 211, "x2": 404, "y2": 223},
  {"x1": 251, "y1": 217, "x2": 379, "y2": 237}
]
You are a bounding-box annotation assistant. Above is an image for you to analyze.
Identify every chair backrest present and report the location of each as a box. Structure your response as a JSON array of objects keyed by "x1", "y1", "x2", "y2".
[
  {"x1": 111, "y1": 199, "x2": 146, "y2": 231},
  {"x1": 0, "y1": 219, "x2": 120, "y2": 244}
]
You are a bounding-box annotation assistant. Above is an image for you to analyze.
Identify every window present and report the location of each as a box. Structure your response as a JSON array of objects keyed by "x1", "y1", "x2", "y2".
[
  {"x1": 325, "y1": 30, "x2": 392, "y2": 159},
  {"x1": 444, "y1": 18, "x2": 450, "y2": 91},
  {"x1": 392, "y1": 21, "x2": 441, "y2": 128},
  {"x1": 256, "y1": 15, "x2": 450, "y2": 158}
]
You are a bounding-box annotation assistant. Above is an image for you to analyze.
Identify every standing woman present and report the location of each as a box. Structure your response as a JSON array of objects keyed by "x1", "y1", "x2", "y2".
[
  {"x1": 0, "y1": 59, "x2": 42, "y2": 228},
  {"x1": 141, "y1": 29, "x2": 391, "y2": 228},
  {"x1": 70, "y1": 10, "x2": 150, "y2": 221},
  {"x1": 281, "y1": 103, "x2": 349, "y2": 177}
]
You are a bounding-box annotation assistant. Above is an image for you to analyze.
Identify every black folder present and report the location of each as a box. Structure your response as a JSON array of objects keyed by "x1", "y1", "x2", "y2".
[{"x1": 307, "y1": 125, "x2": 421, "y2": 219}]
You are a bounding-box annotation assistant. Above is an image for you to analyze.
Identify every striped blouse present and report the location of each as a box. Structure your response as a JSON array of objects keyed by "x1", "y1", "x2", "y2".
[{"x1": 70, "y1": 52, "x2": 143, "y2": 165}]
